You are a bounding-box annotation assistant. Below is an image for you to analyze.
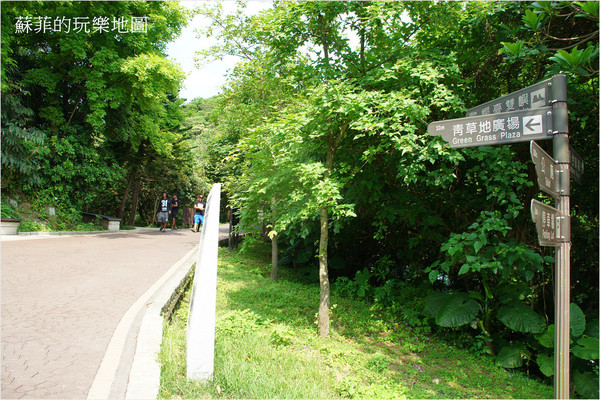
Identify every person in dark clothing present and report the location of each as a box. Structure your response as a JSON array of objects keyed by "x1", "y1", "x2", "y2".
[
  {"x1": 156, "y1": 191, "x2": 171, "y2": 232},
  {"x1": 192, "y1": 195, "x2": 205, "y2": 232},
  {"x1": 170, "y1": 193, "x2": 180, "y2": 230}
]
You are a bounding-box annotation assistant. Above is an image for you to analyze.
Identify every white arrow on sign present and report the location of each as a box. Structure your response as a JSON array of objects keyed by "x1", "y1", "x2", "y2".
[{"x1": 523, "y1": 115, "x2": 543, "y2": 135}]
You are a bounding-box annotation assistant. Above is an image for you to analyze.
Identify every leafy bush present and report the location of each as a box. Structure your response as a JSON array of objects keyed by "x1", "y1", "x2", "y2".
[
  {"x1": 423, "y1": 291, "x2": 599, "y2": 398},
  {"x1": 422, "y1": 206, "x2": 599, "y2": 397},
  {"x1": 334, "y1": 269, "x2": 373, "y2": 300},
  {"x1": 533, "y1": 306, "x2": 599, "y2": 399},
  {"x1": 269, "y1": 325, "x2": 295, "y2": 347},
  {"x1": 18, "y1": 219, "x2": 50, "y2": 232}
]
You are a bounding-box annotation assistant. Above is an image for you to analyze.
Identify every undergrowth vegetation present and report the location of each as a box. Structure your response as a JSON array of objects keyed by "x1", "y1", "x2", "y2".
[
  {"x1": 2, "y1": 197, "x2": 104, "y2": 232},
  {"x1": 1, "y1": 197, "x2": 105, "y2": 232},
  {"x1": 159, "y1": 244, "x2": 553, "y2": 399}
]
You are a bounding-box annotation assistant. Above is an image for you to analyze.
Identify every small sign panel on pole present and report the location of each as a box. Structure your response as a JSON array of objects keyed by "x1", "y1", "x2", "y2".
[
  {"x1": 569, "y1": 145, "x2": 584, "y2": 182},
  {"x1": 531, "y1": 199, "x2": 570, "y2": 246}
]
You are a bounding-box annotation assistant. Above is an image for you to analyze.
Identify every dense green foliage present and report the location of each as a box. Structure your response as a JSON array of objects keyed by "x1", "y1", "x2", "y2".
[
  {"x1": 1, "y1": 1, "x2": 202, "y2": 225},
  {"x1": 160, "y1": 244, "x2": 554, "y2": 399},
  {"x1": 196, "y1": 1, "x2": 598, "y2": 396}
]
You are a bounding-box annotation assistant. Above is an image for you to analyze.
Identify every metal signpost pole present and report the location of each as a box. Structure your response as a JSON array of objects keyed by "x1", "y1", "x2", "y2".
[{"x1": 551, "y1": 75, "x2": 570, "y2": 400}]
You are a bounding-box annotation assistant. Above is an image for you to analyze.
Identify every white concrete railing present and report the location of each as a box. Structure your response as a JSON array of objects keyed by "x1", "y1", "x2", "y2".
[{"x1": 187, "y1": 183, "x2": 221, "y2": 381}]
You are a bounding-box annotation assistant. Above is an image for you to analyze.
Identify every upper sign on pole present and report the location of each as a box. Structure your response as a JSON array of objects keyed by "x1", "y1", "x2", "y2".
[
  {"x1": 428, "y1": 107, "x2": 553, "y2": 148},
  {"x1": 466, "y1": 74, "x2": 567, "y2": 117}
]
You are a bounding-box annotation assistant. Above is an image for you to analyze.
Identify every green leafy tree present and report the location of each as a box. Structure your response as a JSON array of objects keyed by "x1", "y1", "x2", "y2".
[
  {"x1": 1, "y1": 5, "x2": 45, "y2": 190},
  {"x1": 202, "y1": 1, "x2": 471, "y2": 337},
  {"x1": 1, "y1": 79, "x2": 45, "y2": 190},
  {"x1": 1, "y1": 1, "x2": 191, "y2": 221}
]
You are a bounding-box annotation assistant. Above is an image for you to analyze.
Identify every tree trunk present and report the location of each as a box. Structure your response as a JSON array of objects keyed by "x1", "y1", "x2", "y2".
[
  {"x1": 318, "y1": 205, "x2": 330, "y2": 337},
  {"x1": 118, "y1": 166, "x2": 137, "y2": 220},
  {"x1": 358, "y1": 9, "x2": 365, "y2": 74},
  {"x1": 316, "y1": 124, "x2": 349, "y2": 338},
  {"x1": 317, "y1": 143, "x2": 334, "y2": 338},
  {"x1": 128, "y1": 177, "x2": 141, "y2": 227},
  {"x1": 228, "y1": 207, "x2": 234, "y2": 250},
  {"x1": 270, "y1": 230, "x2": 278, "y2": 282},
  {"x1": 315, "y1": 18, "x2": 334, "y2": 338}
]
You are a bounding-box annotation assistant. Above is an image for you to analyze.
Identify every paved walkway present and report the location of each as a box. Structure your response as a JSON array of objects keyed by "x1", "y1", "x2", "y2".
[{"x1": 1, "y1": 227, "x2": 220, "y2": 399}]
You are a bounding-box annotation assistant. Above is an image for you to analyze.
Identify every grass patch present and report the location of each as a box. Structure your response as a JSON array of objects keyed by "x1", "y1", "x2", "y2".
[{"x1": 159, "y1": 244, "x2": 553, "y2": 399}]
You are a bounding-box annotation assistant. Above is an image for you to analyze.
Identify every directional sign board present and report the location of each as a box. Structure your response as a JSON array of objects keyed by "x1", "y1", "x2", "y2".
[
  {"x1": 569, "y1": 145, "x2": 584, "y2": 182},
  {"x1": 428, "y1": 107, "x2": 553, "y2": 148},
  {"x1": 467, "y1": 75, "x2": 567, "y2": 117},
  {"x1": 530, "y1": 141, "x2": 566, "y2": 198},
  {"x1": 531, "y1": 199, "x2": 570, "y2": 246}
]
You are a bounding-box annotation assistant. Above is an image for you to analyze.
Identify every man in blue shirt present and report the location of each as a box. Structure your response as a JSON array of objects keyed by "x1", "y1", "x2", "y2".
[{"x1": 192, "y1": 195, "x2": 205, "y2": 233}]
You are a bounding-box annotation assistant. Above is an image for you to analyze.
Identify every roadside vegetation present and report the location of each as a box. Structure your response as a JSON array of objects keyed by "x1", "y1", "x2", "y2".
[
  {"x1": 159, "y1": 244, "x2": 554, "y2": 399},
  {"x1": 192, "y1": 2, "x2": 599, "y2": 396},
  {"x1": 1, "y1": 200, "x2": 138, "y2": 232}
]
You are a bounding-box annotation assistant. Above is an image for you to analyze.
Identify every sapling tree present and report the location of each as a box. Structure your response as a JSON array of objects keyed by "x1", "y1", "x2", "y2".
[{"x1": 201, "y1": 0, "x2": 467, "y2": 337}]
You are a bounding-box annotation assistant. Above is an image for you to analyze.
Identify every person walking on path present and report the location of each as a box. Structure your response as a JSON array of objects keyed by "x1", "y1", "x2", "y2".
[
  {"x1": 156, "y1": 191, "x2": 171, "y2": 232},
  {"x1": 192, "y1": 195, "x2": 205, "y2": 233},
  {"x1": 170, "y1": 193, "x2": 180, "y2": 230}
]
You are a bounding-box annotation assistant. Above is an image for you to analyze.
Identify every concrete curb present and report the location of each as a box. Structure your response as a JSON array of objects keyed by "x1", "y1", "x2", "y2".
[
  {"x1": 125, "y1": 244, "x2": 198, "y2": 399},
  {"x1": 87, "y1": 243, "x2": 199, "y2": 400},
  {"x1": 1, "y1": 227, "x2": 157, "y2": 241}
]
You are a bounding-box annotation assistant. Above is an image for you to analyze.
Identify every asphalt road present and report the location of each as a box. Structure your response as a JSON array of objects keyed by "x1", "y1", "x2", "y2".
[{"x1": 1, "y1": 227, "x2": 217, "y2": 399}]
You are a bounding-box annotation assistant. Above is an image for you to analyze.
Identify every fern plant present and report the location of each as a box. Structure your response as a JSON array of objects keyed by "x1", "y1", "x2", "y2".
[{"x1": 0, "y1": 202, "x2": 20, "y2": 219}]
